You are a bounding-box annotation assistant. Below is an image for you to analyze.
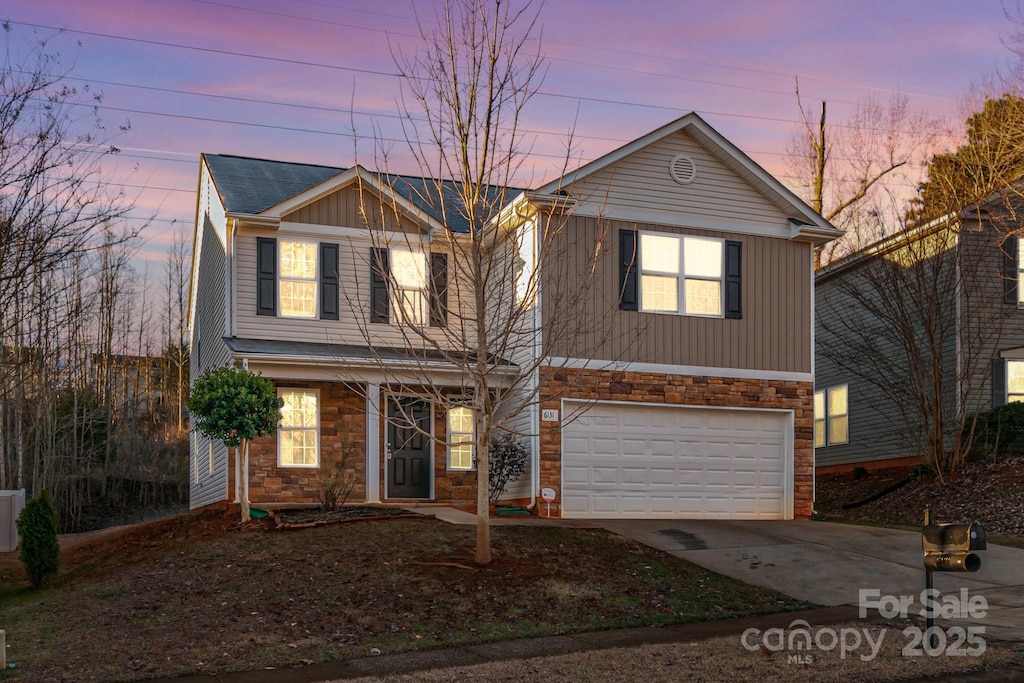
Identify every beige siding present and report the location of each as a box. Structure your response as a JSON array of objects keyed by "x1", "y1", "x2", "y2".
[
  {"x1": 543, "y1": 216, "x2": 812, "y2": 373},
  {"x1": 566, "y1": 131, "x2": 791, "y2": 230},
  {"x1": 283, "y1": 185, "x2": 423, "y2": 233}
]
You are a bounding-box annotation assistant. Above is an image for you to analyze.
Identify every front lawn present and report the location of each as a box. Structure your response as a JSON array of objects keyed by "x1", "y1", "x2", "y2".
[{"x1": 0, "y1": 511, "x2": 811, "y2": 682}]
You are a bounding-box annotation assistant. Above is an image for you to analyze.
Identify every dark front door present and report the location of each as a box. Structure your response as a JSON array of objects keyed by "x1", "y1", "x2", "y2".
[{"x1": 386, "y1": 397, "x2": 431, "y2": 499}]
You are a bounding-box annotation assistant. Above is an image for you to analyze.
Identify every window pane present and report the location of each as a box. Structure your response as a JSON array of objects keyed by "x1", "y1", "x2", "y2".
[
  {"x1": 280, "y1": 241, "x2": 317, "y2": 279},
  {"x1": 684, "y1": 279, "x2": 721, "y2": 315},
  {"x1": 814, "y1": 421, "x2": 825, "y2": 448},
  {"x1": 1009, "y1": 361, "x2": 1024, "y2": 394},
  {"x1": 827, "y1": 387, "x2": 847, "y2": 416},
  {"x1": 394, "y1": 289, "x2": 426, "y2": 325},
  {"x1": 640, "y1": 234, "x2": 680, "y2": 273},
  {"x1": 281, "y1": 390, "x2": 318, "y2": 427},
  {"x1": 392, "y1": 249, "x2": 426, "y2": 288},
  {"x1": 814, "y1": 391, "x2": 825, "y2": 419},
  {"x1": 684, "y1": 237, "x2": 722, "y2": 278},
  {"x1": 450, "y1": 441, "x2": 473, "y2": 470},
  {"x1": 828, "y1": 415, "x2": 848, "y2": 444},
  {"x1": 449, "y1": 407, "x2": 473, "y2": 434},
  {"x1": 641, "y1": 274, "x2": 678, "y2": 312},
  {"x1": 281, "y1": 429, "x2": 317, "y2": 465},
  {"x1": 280, "y1": 281, "x2": 316, "y2": 317}
]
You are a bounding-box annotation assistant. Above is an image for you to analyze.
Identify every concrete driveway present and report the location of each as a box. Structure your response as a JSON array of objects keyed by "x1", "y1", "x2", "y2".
[{"x1": 592, "y1": 519, "x2": 1024, "y2": 641}]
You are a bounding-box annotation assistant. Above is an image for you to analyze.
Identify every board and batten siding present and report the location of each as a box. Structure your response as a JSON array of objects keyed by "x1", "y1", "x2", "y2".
[
  {"x1": 283, "y1": 185, "x2": 424, "y2": 233},
  {"x1": 564, "y1": 130, "x2": 791, "y2": 231},
  {"x1": 189, "y1": 170, "x2": 233, "y2": 509},
  {"x1": 543, "y1": 216, "x2": 812, "y2": 373}
]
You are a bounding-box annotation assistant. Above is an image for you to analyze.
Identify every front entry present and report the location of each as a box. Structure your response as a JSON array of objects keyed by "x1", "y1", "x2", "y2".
[{"x1": 386, "y1": 397, "x2": 432, "y2": 499}]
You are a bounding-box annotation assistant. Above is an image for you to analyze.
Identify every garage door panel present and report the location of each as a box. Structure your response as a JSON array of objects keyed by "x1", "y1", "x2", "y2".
[{"x1": 561, "y1": 402, "x2": 790, "y2": 520}]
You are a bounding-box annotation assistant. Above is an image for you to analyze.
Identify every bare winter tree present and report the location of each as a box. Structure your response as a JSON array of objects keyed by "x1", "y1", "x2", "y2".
[
  {"x1": 348, "y1": 0, "x2": 621, "y2": 564},
  {"x1": 787, "y1": 81, "x2": 945, "y2": 266}
]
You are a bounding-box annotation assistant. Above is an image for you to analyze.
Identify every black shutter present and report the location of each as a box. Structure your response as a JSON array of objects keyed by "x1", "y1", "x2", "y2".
[
  {"x1": 724, "y1": 240, "x2": 742, "y2": 319},
  {"x1": 619, "y1": 229, "x2": 638, "y2": 311},
  {"x1": 430, "y1": 252, "x2": 448, "y2": 327},
  {"x1": 256, "y1": 237, "x2": 277, "y2": 316},
  {"x1": 370, "y1": 248, "x2": 389, "y2": 323},
  {"x1": 319, "y1": 242, "x2": 339, "y2": 320},
  {"x1": 1003, "y1": 234, "x2": 1018, "y2": 305},
  {"x1": 992, "y1": 358, "x2": 1007, "y2": 408}
]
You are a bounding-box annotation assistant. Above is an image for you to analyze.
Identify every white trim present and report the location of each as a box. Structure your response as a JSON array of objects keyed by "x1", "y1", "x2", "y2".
[
  {"x1": 545, "y1": 357, "x2": 813, "y2": 383},
  {"x1": 365, "y1": 383, "x2": 381, "y2": 503},
  {"x1": 277, "y1": 388, "x2": 321, "y2": 468},
  {"x1": 559, "y1": 398, "x2": 794, "y2": 520},
  {"x1": 241, "y1": 357, "x2": 517, "y2": 387},
  {"x1": 275, "y1": 222, "x2": 433, "y2": 245}
]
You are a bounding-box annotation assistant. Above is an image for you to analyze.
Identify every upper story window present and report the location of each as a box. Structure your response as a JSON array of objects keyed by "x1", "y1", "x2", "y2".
[
  {"x1": 391, "y1": 248, "x2": 427, "y2": 325},
  {"x1": 370, "y1": 247, "x2": 448, "y2": 327},
  {"x1": 1017, "y1": 238, "x2": 1024, "y2": 305},
  {"x1": 279, "y1": 241, "x2": 317, "y2": 318},
  {"x1": 814, "y1": 384, "x2": 848, "y2": 447},
  {"x1": 619, "y1": 229, "x2": 741, "y2": 318},
  {"x1": 257, "y1": 238, "x2": 339, "y2": 320}
]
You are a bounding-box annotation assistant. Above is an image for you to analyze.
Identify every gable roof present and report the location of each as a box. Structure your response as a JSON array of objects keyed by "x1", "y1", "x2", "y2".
[
  {"x1": 535, "y1": 112, "x2": 840, "y2": 242},
  {"x1": 202, "y1": 153, "x2": 521, "y2": 233}
]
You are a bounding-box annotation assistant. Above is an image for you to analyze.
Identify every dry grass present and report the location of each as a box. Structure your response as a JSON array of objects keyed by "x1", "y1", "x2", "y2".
[{"x1": 0, "y1": 509, "x2": 810, "y2": 682}]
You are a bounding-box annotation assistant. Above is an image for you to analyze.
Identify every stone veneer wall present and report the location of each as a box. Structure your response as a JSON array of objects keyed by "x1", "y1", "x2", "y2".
[
  {"x1": 248, "y1": 381, "x2": 367, "y2": 505},
  {"x1": 538, "y1": 367, "x2": 814, "y2": 518},
  {"x1": 246, "y1": 381, "x2": 482, "y2": 507}
]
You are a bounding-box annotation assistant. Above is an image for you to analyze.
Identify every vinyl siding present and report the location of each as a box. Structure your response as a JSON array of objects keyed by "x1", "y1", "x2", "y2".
[
  {"x1": 543, "y1": 216, "x2": 812, "y2": 373},
  {"x1": 234, "y1": 227, "x2": 467, "y2": 349},
  {"x1": 564, "y1": 130, "x2": 791, "y2": 230},
  {"x1": 189, "y1": 164, "x2": 233, "y2": 509},
  {"x1": 814, "y1": 239, "x2": 959, "y2": 468}
]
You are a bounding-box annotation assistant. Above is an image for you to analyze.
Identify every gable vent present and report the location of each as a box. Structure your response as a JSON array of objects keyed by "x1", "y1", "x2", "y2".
[{"x1": 669, "y1": 154, "x2": 696, "y2": 185}]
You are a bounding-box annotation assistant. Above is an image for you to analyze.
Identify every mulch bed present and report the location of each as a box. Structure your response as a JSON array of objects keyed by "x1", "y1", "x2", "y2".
[{"x1": 270, "y1": 505, "x2": 426, "y2": 529}]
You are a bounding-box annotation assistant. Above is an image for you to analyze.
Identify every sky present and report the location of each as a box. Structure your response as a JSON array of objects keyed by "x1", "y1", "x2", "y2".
[{"x1": 2, "y1": 0, "x2": 1020, "y2": 267}]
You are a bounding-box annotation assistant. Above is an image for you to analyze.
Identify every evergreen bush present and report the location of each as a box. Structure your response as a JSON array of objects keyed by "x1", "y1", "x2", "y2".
[{"x1": 16, "y1": 490, "x2": 60, "y2": 589}]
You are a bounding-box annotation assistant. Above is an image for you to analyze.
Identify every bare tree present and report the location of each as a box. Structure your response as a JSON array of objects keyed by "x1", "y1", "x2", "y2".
[
  {"x1": 349, "y1": 0, "x2": 617, "y2": 565},
  {"x1": 787, "y1": 81, "x2": 944, "y2": 266}
]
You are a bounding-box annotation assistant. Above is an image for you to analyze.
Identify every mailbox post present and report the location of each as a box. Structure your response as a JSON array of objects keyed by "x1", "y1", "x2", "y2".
[{"x1": 921, "y1": 508, "x2": 986, "y2": 647}]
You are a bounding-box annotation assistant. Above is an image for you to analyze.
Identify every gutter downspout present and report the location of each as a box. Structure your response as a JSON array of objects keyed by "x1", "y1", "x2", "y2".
[{"x1": 526, "y1": 223, "x2": 542, "y2": 511}]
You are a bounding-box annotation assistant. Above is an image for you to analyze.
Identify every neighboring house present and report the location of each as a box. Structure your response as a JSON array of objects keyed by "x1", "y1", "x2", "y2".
[
  {"x1": 188, "y1": 112, "x2": 839, "y2": 518},
  {"x1": 814, "y1": 197, "x2": 1023, "y2": 473}
]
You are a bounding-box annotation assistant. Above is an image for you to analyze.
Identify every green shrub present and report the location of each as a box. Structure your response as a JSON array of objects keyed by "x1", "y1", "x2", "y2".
[
  {"x1": 968, "y1": 402, "x2": 1024, "y2": 461},
  {"x1": 488, "y1": 433, "x2": 528, "y2": 503},
  {"x1": 16, "y1": 491, "x2": 60, "y2": 590},
  {"x1": 852, "y1": 466, "x2": 869, "y2": 480}
]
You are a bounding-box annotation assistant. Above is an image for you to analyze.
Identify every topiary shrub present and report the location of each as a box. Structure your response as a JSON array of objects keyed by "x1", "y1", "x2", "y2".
[
  {"x1": 16, "y1": 490, "x2": 60, "y2": 590},
  {"x1": 488, "y1": 433, "x2": 528, "y2": 503}
]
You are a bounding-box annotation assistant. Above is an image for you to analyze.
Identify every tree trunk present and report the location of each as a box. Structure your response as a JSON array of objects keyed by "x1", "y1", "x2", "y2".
[
  {"x1": 240, "y1": 440, "x2": 251, "y2": 523},
  {"x1": 474, "y1": 421, "x2": 491, "y2": 565}
]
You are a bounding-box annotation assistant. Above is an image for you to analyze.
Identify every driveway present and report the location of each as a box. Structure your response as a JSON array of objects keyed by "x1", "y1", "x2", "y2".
[{"x1": 591, "y1": 519, "x2": 1024, "y2": 641}]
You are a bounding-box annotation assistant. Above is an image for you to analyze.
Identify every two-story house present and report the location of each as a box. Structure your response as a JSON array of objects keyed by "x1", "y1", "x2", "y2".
[
  {"x1": 189, "y1": 113, "x2": 840, "y2": 518},
  {"x1": 814, "y1": 195, "x2": 1023, "y2": 473}
]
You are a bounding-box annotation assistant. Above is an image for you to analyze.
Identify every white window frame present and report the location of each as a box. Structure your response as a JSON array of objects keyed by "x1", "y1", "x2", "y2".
[
  {"x1": 389, "y1": 248, "x2": 428, "y2": 326},
  {"x1": 208, "y1": 441, "x2": 215, "y2": 476},
  {"x1": 447, "y1": 406, "x2": 475, "y2": 471},
  {"x1": 1008, "y1": 360, "x2": 1024, "y2": 403},
  {"x1": 278, "y1": 239, "x2": 318, "y2": 319},
  {"x1": 278, "y1": 388, "x2": 320, "y2": 468},
  {"x1": 638, "y1": 231, "x2": 724, "y2": 318},
  {"x1": 813, "y1": 390, "x2": 826, "y2": 448},
  {"x1": 815, "y1": 385, "x2": 849, "y2": 447}
]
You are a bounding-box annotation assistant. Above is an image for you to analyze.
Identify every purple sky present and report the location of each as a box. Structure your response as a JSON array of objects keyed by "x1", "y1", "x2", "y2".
[{"x1": 2, "y1": 0, "x2": 1017, "y2": 265}]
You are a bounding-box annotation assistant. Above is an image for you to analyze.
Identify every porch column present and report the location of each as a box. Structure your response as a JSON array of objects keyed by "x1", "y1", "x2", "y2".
[{"x1": 365, "y1": 383, "x2": 381, "y2": 503}]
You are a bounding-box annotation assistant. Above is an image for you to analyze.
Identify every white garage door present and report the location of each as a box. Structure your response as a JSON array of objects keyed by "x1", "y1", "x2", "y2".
[{"x1": 561, "y1": 401, "x2": 792, "y2": 519}]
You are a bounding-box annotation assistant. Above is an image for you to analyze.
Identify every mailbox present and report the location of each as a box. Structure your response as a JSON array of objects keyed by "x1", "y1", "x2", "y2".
[{"x1": 922, "y1": 522, "x2": 985, "y2": 573}]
